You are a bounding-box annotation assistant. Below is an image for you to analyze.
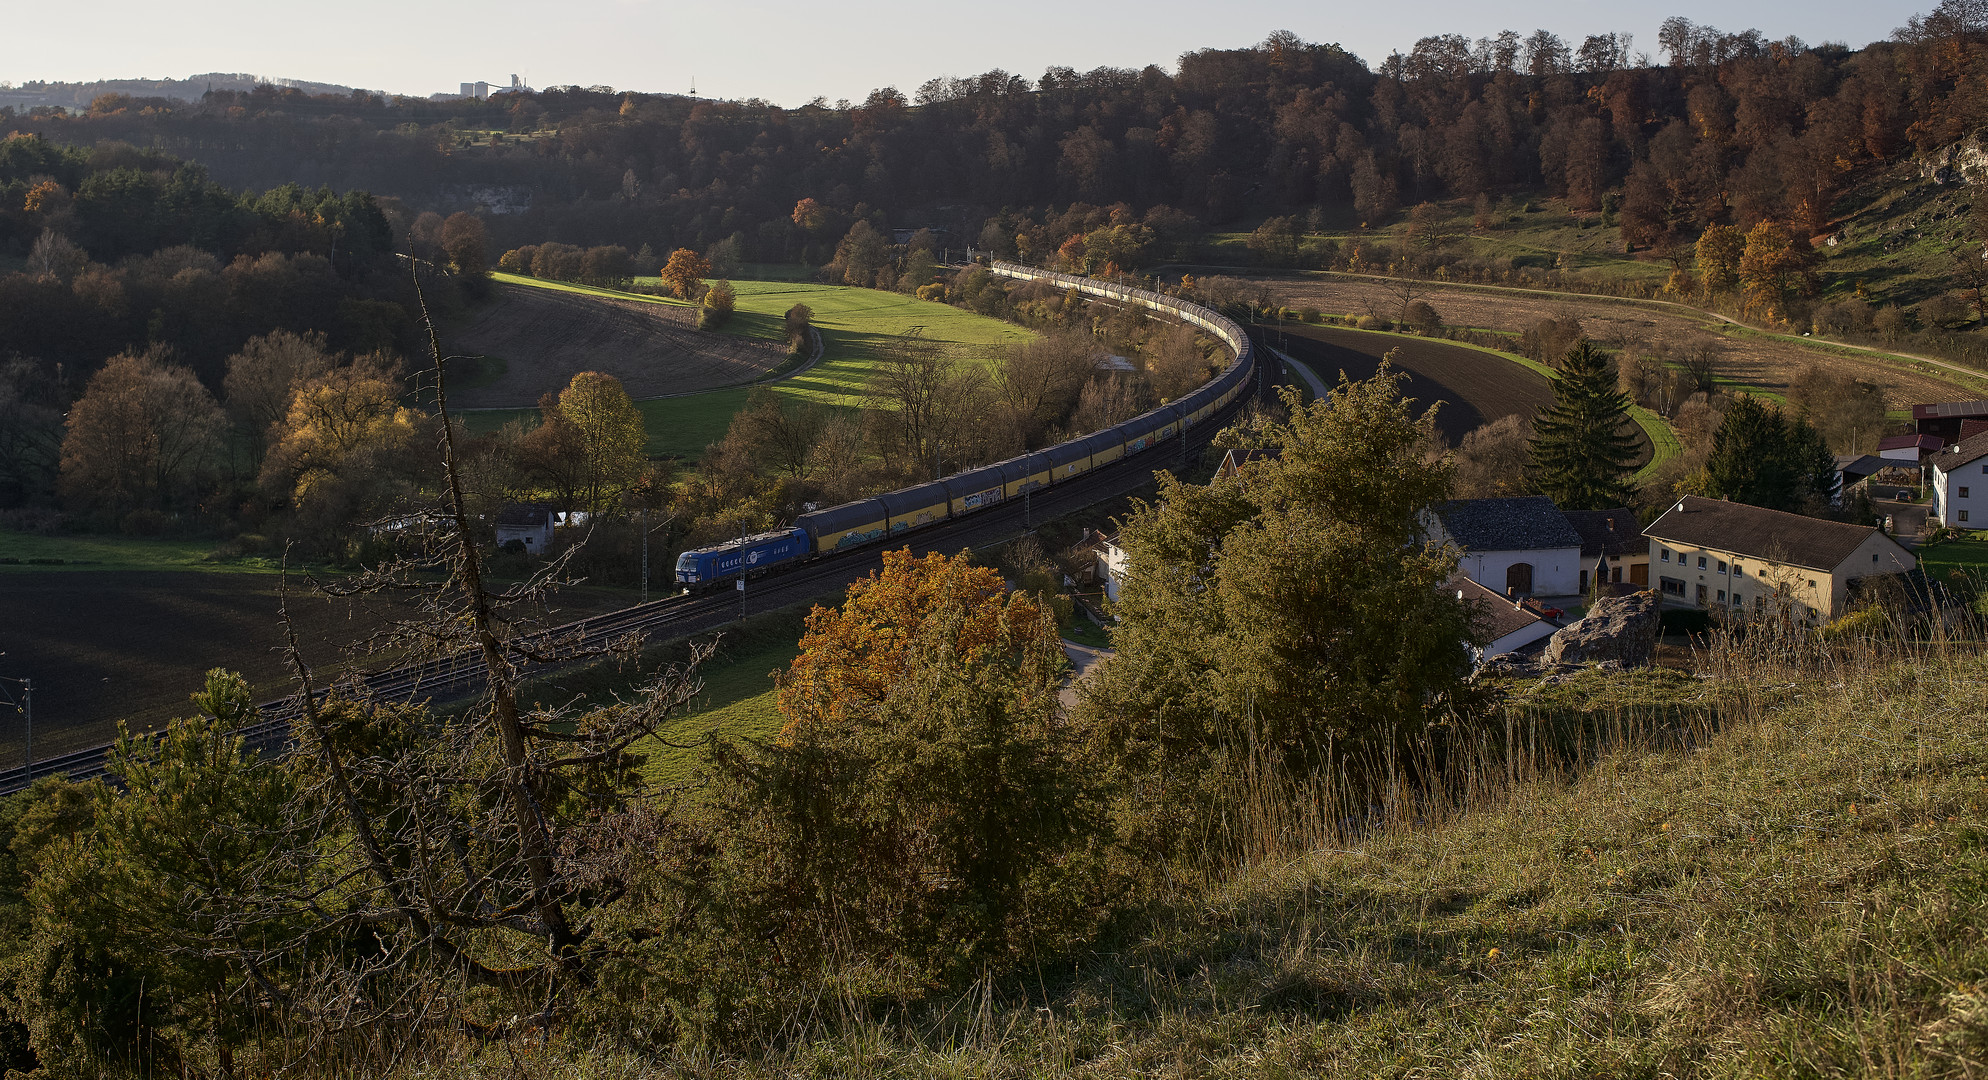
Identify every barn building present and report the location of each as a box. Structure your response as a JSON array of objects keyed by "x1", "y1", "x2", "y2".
[{"x1": 1427, "y1": 496, "x2": 1585, "y2": 599}]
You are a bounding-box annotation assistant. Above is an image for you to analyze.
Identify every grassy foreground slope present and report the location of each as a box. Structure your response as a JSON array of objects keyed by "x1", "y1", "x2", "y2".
[
  {"x1": 503, "y1": 647, "x2": 1988, "y2": 1078},
  {"x1": 461, "y1": 279, "x2": 1033, "y2": 461}
]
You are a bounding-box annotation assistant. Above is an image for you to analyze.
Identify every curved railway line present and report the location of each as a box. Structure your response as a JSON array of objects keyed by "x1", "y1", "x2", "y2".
[{"x1": 3, "y1": 273, "x2": 1296, "y2": 795}]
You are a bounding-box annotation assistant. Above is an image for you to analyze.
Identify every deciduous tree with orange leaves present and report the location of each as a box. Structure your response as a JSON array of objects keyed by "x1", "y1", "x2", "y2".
[
  {"x1": 657, "y1": 247, "x2": 711, "y2": 300},
  {"x1": 776, "y1": 547, "x2": 1061, "y2": 738},
  {"x1": 681, "y1": 547, "x2": 1105, "y2": 1006}
]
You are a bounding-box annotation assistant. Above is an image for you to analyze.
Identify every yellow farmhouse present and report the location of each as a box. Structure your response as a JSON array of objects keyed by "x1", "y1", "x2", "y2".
[{"x1": 1645, "y1": 496, "x2": 1915, "y2": 621}]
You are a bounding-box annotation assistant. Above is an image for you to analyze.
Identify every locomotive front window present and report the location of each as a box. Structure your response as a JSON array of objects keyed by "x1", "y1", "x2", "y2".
[{"x1": 675, "y1": 554, "x2": 697, "y2": 572}]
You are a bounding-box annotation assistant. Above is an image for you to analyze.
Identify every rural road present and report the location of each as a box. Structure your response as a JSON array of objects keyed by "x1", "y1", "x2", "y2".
[
  {"x1": 1059, "y1": 640, "x2": 1113, "y2": 709},
  {"x1": 1267, "y1": 344, "x2": 1330, "y2": 399}
]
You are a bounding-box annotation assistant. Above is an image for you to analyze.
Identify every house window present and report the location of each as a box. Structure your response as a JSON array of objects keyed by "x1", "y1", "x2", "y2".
[
  {"x1": 1717, "y1": 589, "x2": 1727, "y2": 602},
  {"x1": 1964, "y1": 486, "x2": 1972, "y2": 498},
  {"x1": 1661, "y1": 548, "x2": 1671, "y2": 562},
  {"x1": 1734, "y1": 565, "x2": 1744, "y2": 576},
  {"x1": 1661, "y1": 577, "x2": 1686, "y2": 597},
  {"x1": 1697, "y1": 556, "x2": 1707, "y2": 569},
  {"x1": 1964, "y1": 510, "x2": 1972, "y2": 522},
  {"x1": 1717, "y1": 560, "x2": 1727, "y2": 573}
]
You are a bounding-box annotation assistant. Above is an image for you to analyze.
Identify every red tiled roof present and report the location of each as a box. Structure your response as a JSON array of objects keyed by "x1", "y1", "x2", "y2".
[
  {"x1": 1877, "y1": 434, "x2": 1942, "y2": 452},
  {"x1": 1912, "y1": 401, "x2": 1988, "y2": 420},
  {"x1": 1453, "y1": 576, "x2": 1547, "y2": 643}
]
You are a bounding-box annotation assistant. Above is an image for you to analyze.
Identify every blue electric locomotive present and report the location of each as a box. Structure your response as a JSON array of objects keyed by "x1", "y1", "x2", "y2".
[
  {"x1": 669, "y1": 262, "x2": 1258, "y2": 592},
  {"x1": 674, "y1": 527, "x2": 811, "y2": 588}
]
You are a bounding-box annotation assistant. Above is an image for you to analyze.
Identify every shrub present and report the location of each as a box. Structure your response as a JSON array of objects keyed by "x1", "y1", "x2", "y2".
[
  {"x1": 1403, "y1": 299, "x2": 1443, "y2": 334},
  {"x1": 698, "y1": 279, "x2": 737, "y2": 330},
  {"x1": 1918, "y1": 292, "x2": 1972, "y2": 330},
  {"x1": 1821, "y1": 604, "x2": 1891, "y2": 640},
  {"x1": 1873, "y1": 304, "x2": 1911, "y2": 339},
  {"x1": 120, "y1": 508, "x2": 169, "y2": 536}
]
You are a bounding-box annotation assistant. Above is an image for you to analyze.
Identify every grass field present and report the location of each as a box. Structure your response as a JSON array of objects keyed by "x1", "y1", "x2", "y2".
[
  {"x1": 0, "y1": 531, "x2": 279, "y2": 574},
  {"x1": 634, "y1": 640, "x2": 795, "y2": 790},
  {"x1": 462, "y1": 279, "x2": 1033, "y2": 462},
  {"x1": 1205, "y1": 196, "x2": 1671, "y2": 291},
  {"x1": 1914, "y1": 536, "x2": 1988, "y2": 575}
]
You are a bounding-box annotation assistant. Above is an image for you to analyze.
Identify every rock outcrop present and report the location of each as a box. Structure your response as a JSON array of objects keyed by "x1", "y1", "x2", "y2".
[{"x1": 1543, "y1": 591, "x2": 1660, "y2": 668}]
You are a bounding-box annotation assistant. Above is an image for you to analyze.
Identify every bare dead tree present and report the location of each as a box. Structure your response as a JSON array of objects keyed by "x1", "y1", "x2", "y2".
[
  {"x1": 1382, "y1": 275, "x2": 1425, "y2": 322},
  {"x1": 195, "y1": 268, "x2": 713, "y2": 1059}
]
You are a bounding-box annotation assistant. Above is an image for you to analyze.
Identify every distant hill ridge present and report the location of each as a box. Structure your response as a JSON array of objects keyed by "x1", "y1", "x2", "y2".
[{"x1": 0, "y1": 73, "x2": 360, "y2": 111}]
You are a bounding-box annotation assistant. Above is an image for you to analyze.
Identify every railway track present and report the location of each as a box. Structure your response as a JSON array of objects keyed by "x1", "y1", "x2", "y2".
[{"x1": 1, "y1": 352, "x2": 1281, "y2": 796}]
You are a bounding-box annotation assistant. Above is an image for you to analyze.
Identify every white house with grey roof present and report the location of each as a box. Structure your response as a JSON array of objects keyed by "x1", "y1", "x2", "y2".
[
  {"x1": 1427, "y1": 496, "x2": 1585, "y2": 598},
  {"x1": 1929, "y1": 431, "x2": 1988, "y2": 528}
]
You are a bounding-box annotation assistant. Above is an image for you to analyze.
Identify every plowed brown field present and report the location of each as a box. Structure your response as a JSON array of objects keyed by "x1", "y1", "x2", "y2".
[
  {"x1": 0, "y1": 573, "x2": 632, "y2": 764},
  {"x1": 1259, "y1": 274, "x2": 1974, "y2": 411},
  {"x1": 1273, "y1": 324, "x2": 1561, "y2": 447},
  {"x1": 446, "y1": 282, "x2": 789, "y2": 408}
]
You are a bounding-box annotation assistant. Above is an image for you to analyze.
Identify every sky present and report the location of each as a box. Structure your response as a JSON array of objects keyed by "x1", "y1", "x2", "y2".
[{"x1": 7, "y1": 0, "x2": 1939, "y2": 107}]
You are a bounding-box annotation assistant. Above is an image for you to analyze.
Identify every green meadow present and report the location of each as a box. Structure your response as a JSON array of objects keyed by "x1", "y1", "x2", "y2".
[{"x1": 461, "y1": 278, "x2": 1033, "y2": 462}]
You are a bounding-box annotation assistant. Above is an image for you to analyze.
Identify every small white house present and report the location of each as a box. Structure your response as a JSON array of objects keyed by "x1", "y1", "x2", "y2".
[
  {"x1": 1095, "y1": 534, "x2": 1130, "y2": 604},
  {"x1": 1428, "y1": 496, "x2": 1585, "y2": 599},
  {"x1": 1931, "y1": 432, "x2": 1988, "y2": 528},
  {"x1": 1877, "y1": 433, "x2": 1942, "y2": 464},
  {"x1": 495, "y1": 504, "x2": 555, "y2": 553},
  {"x1": 1455, "y1": 576, "x2": 1558, "y2": 659}
]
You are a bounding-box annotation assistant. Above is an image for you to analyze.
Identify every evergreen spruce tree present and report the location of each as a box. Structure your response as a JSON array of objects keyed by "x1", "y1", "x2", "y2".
[
  {"x1": 1706, "y1": 394, "x2": 1800, "y2": 510},
  {"x1": 1528, "y1": 339, "x2": 1641, "y2": 510},
  {"x1": 1790, "y1": 415, "x2": 1840, "y2": 510}
]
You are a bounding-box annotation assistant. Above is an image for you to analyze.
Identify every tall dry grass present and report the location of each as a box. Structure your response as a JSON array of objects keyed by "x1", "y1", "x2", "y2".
[{"x1": 74, "y1": 609, "x2": 1988, "y2": 1078}]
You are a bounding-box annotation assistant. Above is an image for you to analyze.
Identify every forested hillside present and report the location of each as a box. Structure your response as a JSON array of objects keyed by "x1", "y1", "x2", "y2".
[{"x1": 9, "y1": 5, "x2": 1985, "y2": 294}]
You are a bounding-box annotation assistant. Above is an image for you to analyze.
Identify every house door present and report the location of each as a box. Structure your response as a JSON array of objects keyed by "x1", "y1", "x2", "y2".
[
  {"x1": 1506, "y1": 562, "x2": 1534, "y2": 596},
  {"x1": 1630, "y1": 563, "x2": 1648, "y2": 587},
  {"x1": 1696, "y1": 583, "x2": 1708, "y2": 606}
]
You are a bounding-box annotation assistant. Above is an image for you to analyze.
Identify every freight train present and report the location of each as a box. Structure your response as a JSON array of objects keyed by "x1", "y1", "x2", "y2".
[{"x1": 674, "y1": 263, "x2": 1256, "y2": 589}]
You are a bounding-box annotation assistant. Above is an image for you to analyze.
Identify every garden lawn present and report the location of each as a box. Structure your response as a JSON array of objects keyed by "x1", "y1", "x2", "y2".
[{"x1": 1914, "y1": 536, "x2": 1988, "y2": 577}]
